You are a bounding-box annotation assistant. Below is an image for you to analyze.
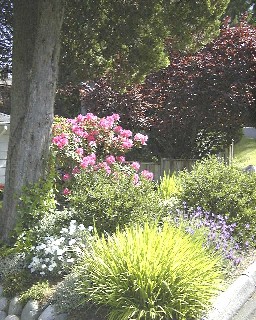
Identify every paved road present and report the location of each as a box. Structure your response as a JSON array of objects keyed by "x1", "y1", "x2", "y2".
[
  {"x1": 233, "y1": 291, "x2": 256, "y2": 320},
  {"x1": 205, "y1": 262, "x2": 256, "y2": 320},
  {"x1": 243, "y1": 127, "x2": 256, "y2": 139}
]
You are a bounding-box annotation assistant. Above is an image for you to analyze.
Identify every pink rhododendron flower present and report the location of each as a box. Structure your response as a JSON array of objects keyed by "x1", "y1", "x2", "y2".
[
  {"x1": 87, "y1": 134, "x2": 96, "y2": 142},
  {"x1": 105, "y1": 166, "x2": 111, "y2": 174},
  {"x1": 134, "y1": 133, "x2": 148, "y2": 145},
  {"x1": 85, "y1": 113, "x2": 97, "y2": 121},
  {"x1": 82, "y1": 131, "x2": 88, "y2": 138},
  {"x1": 76, "y1": 114, "x2": 85, "y2": 122},
  {"x1": 99, "y1": 118, "x2": 111, "y2": 129},
  {"x1": 63, "y1": 173, "x2": 71, "y2": 181},
  {"x1": 131, "y1": 161, "x2": 140, "y2": 171},
  {"x1": 120, "y1": 129, "x2": 132, "y2": 138},
  {"x1": 52, "y1": 133, "x2": 69, "y2": 149},
  {"x1": 89, "y1": 141, "x2": 97, "y2": 148},
  {"x1": 81, "y1": 154, "x2": 96, "y2": 168},
  {"x1": 76, "y1": 148, "x2": 84, "y2": 156},
  {"x1": 133, "y1": 173, "x2": 139, "y2": 185},
  {"x1": 105, "y1": 155, "x2": 116, "y2": 165},
  {"x1": 72, "y1": 125, "x2": 84, "y2": 137},
  {"x1": 63, "y1": 188, "x2": 71, "y2": 196},
  {"x1": 116, "y1": 156, "x2": 126, "y2": 163},
  {"x1": 122, "y1": 138, "x2": 133, "y2": 149},
  {"x1": 111, "y1": 114, "x2": 120, "y2": 121},
  {"x1": 114, "y1": 126, "x2": 123, "y2": 134},
  {"x1": 141, "y1": 170, "x2": 154, "y2": 181}
]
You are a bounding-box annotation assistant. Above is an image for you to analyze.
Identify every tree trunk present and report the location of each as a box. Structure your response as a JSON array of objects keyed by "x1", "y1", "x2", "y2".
[{"x1": 0, "y1": 0, "x2": 65, "y2": 242}]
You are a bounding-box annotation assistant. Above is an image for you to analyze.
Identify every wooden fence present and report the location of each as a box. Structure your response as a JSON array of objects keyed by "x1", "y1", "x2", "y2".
[
  {"x1": 139, "y1": 144, "x2": 234, "y2": 182},
  {"x1": 139, "y1": 159, "x2": 197, "y2": 182}
]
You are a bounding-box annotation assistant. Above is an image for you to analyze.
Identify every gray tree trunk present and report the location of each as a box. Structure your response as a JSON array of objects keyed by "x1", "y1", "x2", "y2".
[{"x1": 0, "y1": 0, "x2": 65, "y2": 242}]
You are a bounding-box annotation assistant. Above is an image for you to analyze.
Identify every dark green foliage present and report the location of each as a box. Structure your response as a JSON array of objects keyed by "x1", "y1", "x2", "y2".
[
  {"x1": 59, "y1": 0, "x2": 229, "y2": 89},
  {"x1": 0, "y1": 0, "x2": 13, "y2": 73},
  {"x1": 224, "y1": 0, "x2": 256, "y2": 25},
  {"x1": 85, "y1": 22, "x2": 256, "y2": 159},
  {"x1": 177, "y1": 156, "x2": 256, "y2": 245},
  {"x1": 2, "y1": 269, "x2": 35, "y2": 298},
  {"x1": 68, "y1": 168, "x2": 164, "y2": 235},
  {"x1": 15, "y1": 160, "x2": 57, "y2": 236}
]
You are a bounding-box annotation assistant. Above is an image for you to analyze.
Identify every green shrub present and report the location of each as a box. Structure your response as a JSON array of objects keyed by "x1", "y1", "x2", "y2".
[
  {"x1": 68, "y1": 166, "x2": 165, "y2": 235},
  {"x1": 19, "y1": 280, "x2": 53, "y2": 304},
  {"x1": 76, "y1": 223, "x2": 224, "y2": 320},
  {"x1": 15, "y1": 157, "x2": 58, "y2": 243},
  {"x1": 53, "y1": 272, "x2": 86, "y2": 313},
  {"x1": 1, "y1": 269, "x2": 35, "y2": 298},
  {"x1": 177, "y1": 156, "x2": 256, "y2": 245}
]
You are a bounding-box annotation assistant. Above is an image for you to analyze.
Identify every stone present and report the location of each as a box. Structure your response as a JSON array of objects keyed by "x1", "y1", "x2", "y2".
[
  {"x1": 243, "y1": 165, "x2": 256, "y2": 173},
  {"x1": 0, "y1": 297, "x2": 8, "y2": 311},
  {"x1": 38, "y1": 305, "x2": 55, "y2": 320},
  {"x1": 5, "y1": 315, "x2": 20, "y2": 320},
  {"x1": 0, "y1": 286, "x2": 3, "y2": 297},
  {"x1": 0, "y1": 310, "x2": 6, "y2": 320},
  {"x1": 38, "y1": 304, "x2": 68, "y2": 320},
  {"x1": 8, "y1": 297, "x2": 23, "y2": 316},
  {"x1": 55, "y1": 314, "x2": 68, "y2": 320},
  {"x1": 20, "y1": 300, "x2": 39, "y2": 320}
]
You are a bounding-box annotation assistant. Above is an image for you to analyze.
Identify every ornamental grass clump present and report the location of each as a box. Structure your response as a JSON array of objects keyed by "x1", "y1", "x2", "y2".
[
  {"x1": 76, "y1": 223, "x2": 224, "y2": 320},
  {"x1": 157, "y1": 171, "x2": 182, "y2": 200}
]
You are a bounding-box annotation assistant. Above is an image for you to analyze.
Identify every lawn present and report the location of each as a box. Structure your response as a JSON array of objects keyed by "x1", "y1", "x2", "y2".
[{"x1": 233, "y1": 135, "x2": 256, "y2": 169}]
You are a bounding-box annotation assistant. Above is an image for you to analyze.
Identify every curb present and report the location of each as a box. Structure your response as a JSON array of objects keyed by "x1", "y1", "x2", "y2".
[{"x1": 205, "y1": 261, "x2": 256, "y2": 320}]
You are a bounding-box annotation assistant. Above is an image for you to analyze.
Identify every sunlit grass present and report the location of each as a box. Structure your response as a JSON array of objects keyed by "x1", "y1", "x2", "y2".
[{"x1": 233, "y1": 135, "x2": 256, "y2": 169}]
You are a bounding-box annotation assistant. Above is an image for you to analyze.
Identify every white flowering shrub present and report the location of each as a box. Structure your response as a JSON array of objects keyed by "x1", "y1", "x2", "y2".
[{"x1": 28, "y1": 220, "x2": 92, "y2": 276}]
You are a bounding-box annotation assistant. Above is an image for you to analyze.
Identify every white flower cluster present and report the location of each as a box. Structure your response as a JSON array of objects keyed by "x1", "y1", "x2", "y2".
[{"x1": 28, "y1": 220, "x2": 92, "y2": 276}]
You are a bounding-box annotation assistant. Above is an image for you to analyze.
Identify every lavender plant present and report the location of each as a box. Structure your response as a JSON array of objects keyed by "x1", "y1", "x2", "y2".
[{"x1": 167, "y1": 205, "x2": 248, "y2": 267}]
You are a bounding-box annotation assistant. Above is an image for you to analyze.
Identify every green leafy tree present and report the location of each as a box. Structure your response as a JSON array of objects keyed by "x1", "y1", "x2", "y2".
[
  {"x1": 1, "y1": 0, "x2": 231, "y2": 116},
  {"x1": 84, "y1": 21, "x2": 256, "y2": 160},
  {"x1": 0, "y1": 0, "x2": 231, "y2": 242},
  {"x1": 224, "y1": 0, "x2": 256, "y2": 25},
  {"x1": 59, "y1": 0, "x2": 230, "y2": 89},
  {"x1": 0, "y1": 0, "x2": 13, "y2": 75}
]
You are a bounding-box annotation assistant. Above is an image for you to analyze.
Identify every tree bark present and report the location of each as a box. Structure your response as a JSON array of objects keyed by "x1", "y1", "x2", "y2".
[{"x1": 0, "y1": 0, "x2": 65, "y2": 242}]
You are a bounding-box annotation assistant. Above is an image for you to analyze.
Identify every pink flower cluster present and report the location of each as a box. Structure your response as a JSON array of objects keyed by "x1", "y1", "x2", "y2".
[
  {"x1": 51, "y1": 113, "x2": 153, "y2": 196},
  {"x1": 52, "y1": 133, "x2": 69, "y2": 149}
]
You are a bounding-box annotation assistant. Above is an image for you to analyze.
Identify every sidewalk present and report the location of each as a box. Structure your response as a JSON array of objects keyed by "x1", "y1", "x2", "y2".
[{"x1": 205, "y1": 261, "x2": 256, "y2": 320}]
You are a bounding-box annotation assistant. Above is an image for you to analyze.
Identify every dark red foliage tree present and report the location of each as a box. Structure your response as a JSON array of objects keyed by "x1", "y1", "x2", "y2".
[{"x1": 81, "y1": 21, "x2": 256, "y2": 160}]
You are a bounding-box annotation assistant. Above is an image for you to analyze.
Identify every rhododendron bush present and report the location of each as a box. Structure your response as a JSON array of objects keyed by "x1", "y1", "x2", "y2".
[
  {"x1": 51, "y1": 113, "x2": 153, "y2": 199},
  {"x1": 50, "y1": 113, "x2": 161, "y2": 234}
]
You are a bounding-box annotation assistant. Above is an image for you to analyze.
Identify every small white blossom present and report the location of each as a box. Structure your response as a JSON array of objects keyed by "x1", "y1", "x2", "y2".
[
  {"x1": 69, "y1": 238, "x2": 76, "y2": 245},
  {"x1": 78, "y1": 224, "x2": 86, "y2": 231},
  {"x1": 28, "y1": 218, "x2": 89, "y2": 276}
]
